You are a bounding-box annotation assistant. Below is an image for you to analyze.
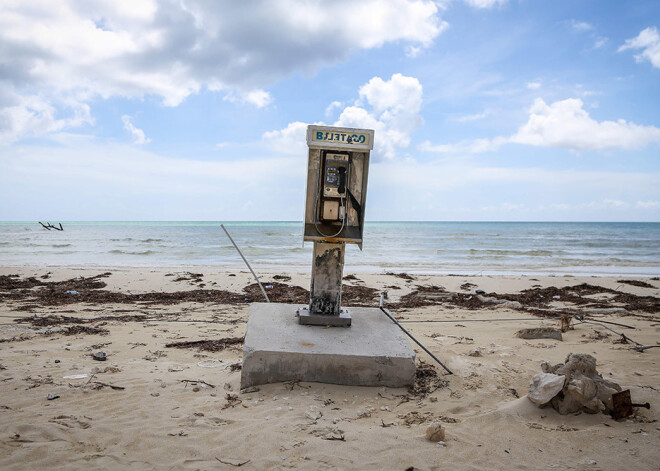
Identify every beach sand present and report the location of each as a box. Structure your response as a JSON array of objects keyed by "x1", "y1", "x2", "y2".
[{"x1": 0, "y1": 267, "x2": 658, "y2": 470}]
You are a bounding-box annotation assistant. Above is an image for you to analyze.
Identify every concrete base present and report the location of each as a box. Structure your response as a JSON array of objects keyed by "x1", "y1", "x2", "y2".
[
  {"x1": 241, "y1": 303, "x2": 416, "y2": 389},
  {"x1": 297, "y1": 308, "x2": 352, "y2": 327}
]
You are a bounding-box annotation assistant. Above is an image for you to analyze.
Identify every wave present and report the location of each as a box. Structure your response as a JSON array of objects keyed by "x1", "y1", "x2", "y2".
[
  {"x1": 140, "y1": 238, "x2": 164, "y2": 243},
  {"x1": 466, "y1": 249, "x2": 559, "y2": 256},
  {"x1": 109, "y1": 249, "x2": 157, "y2": 256},
  {"x1": 52, "y1": 243, "x2": 72, "y2": 248}
]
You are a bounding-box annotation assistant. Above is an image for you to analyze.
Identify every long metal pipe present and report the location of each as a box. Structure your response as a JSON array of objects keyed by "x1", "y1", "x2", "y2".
[
  {"x1": 221, "y1": 224, "x2": 270, "y2": 303},
  {"x1": 379, "y1": 293, "x2": 452, "y2": 375}
]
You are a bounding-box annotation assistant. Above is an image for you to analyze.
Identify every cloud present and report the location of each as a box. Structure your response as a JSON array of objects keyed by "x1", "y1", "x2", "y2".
[
  {"x1": 454, "y1": 110, "x2": 490, "y2": 122},
  {"x1": 325, "y1": 101, "x2": 344, "y2": 117},
  {"x1": 3, "y1": 139, "x2": 659, "y2": 221},
  {"x1": 568, "y1": 20, "x2": 593, "y2": 33},
  {"x1": 619, "y1": 26, "x2": 660, "y2": 69},
  {"x1": 0, "y1": 0, "x2": 445, "y2": 143},
  {"x1": 593, "y1": 37, "x2": 608, "y2": 49},
  {"x1": 0, "y1": 86, "x2": 92, "y2": 144},
  {"x1": 264, "y1": 73, "x2": 424, "y2": 161},
  {"x1": 510, "y1": 98, "x2": 660, "y2": 150},
  {"x1": 526, "y1": 81, "x2": 541, "y2": 90},
  {"x1": 462, "y1": 0, "x2": 509, "y2": 8},
  {"x1": 0, "y1": 140, "x2": 304, "y2": 220},
  {"x1": 223, "y1": 89, "x2": 273, "y2": 108},
  {"x1": 419, "y1": 137, "x2": 506, "y2": 154},
  {"x1": 121, "y1": 115, "x2": 150, "y2": 144},
  {"x1": 262, "y1": 121, "x2": 310, "y2": 156},
  {"x1": 636, "y1": 200, "x2": 660, "y2": 209},
  {"x1": 421, "y1": 97, "x2": 660, "y2": 154}
]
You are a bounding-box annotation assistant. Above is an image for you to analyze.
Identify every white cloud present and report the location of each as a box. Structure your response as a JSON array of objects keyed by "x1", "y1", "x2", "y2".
[
  {"x1": 121, "y1": 115, "x2": 150, "y2": 145},
  {"x1": 262, "y1": 121, "x2": 310, "y2": 156},
  {"x1": 568, "y1": 20, "x2": 593, "y2": 33},
  {"x1": 0, "y1": 0, "x2": 445, "y2": 143},
  {"x1": 264, "y1": 73, "x2": 424, "y2": 161},
  {"x1": 418, "y1": 137, "x2": 506, "y2": 154},
  {"x1": 619, "y1": 26, "x2": 660, "y2": 69},
  {"x1": 223, "y1": 89, "x2": 273, "y2": 108},
  {"x1": 3, "y1": 140, "x2": 659, "y2": 221},
  {"x1": 336, "y1": 74, "x2": 424, "y2": 160},
  {"x1": 454, "y1": 110, "x2": 489, "y2": 122},
  {"x1": 421, "y1": 97, "x2": 660, "y2": 154},
  {"x1": 263, "y1": 74, "x2": 423, "y2": 161},
  {"x1": 325, "y1": 101, "x2": 344, "y2": 117},
  {"x1": 510, "y1": 98, "x2": 660, "y2": 150},
  {"x1": 0, "y1": 87, "x2": 92, "y2": 144},
  {"x1": 0, "y1": 141, "x2": 304, "y2": 220},
  {"x1": 462, "y1": 0, "x2": 509, "y2": 9},
  {"x1": 526, "y1": 81, "x2": 541, "y2": 90},
  {"x1": 601, "y1": 199, "x2": 627, "y2": 209},
  {"x1": 636, "y1": 200, "x2": 660, "y2": 209},
  {"x1": 593, "y1": 37, "x2": 608, "y2": 49}
]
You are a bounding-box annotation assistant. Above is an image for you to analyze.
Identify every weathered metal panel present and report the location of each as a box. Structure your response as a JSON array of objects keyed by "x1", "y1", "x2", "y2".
[{"x1": 309, "y1": 241, "x2": 345, "y2": 316}]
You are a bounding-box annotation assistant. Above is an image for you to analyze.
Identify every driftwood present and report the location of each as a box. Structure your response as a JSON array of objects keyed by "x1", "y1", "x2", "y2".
[{"x1": 39, "y1": 222, "x2": 63, "y2": 231}]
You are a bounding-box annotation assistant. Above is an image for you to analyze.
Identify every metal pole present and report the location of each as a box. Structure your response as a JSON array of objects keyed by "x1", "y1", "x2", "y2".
[
  {"x1": 221, "y1": 224, "x2": 270, "y2": 303},
  {"x1": 379, "y1": 293, "x2": 452, "y2": 375}
]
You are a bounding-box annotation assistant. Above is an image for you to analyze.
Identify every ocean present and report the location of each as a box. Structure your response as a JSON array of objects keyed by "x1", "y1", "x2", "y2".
[{"x1": 1, "y1": 221, "x2": 659, "y2": 276}]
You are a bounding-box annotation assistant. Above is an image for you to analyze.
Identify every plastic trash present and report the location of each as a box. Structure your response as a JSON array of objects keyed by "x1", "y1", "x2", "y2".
[
  {"x1": 63, "y1": 374, "x2": 89, "y2": 380},
  {"x1": 66, "y1": 290, "x2": 79, "y2": 295},
  {"x1": 197, "y1": 359, "x2": 225, "y2": 368},
  {"x1": 47, "y1": 394, "x2": 60, "y2": 400}
]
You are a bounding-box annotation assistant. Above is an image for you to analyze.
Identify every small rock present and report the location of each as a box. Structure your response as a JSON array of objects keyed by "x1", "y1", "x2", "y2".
[
  {"x1": 192, "y1": 387, "x2": 200, "y2": 392},
  {"x1": 47, "y1": 394, "x2": 60, "y2": 401},
  {"x1": 54, "y1": 360, "x2": 60, "y2": 364},
  {"x1": 527, "y1": 373, "x2": 565, "y2": 405},
  {"x1": 475, "y1": 289, "x2": 486, "y2": 295},
  {"x1": 429, "y1": 396, "x2": 438, "y2": 403},
  {"x1": 151, "y1": 392, "x2": 160, "y2": 397},
  {"x1": 92, "y1": 352, "x2": 107, "y2": 362},
  {"x1": 516, "y1": 328, "x2": 562, "y2": 341},
  {"x1": 468, "y1": 348, "x2": 482, "y2": 357},
  {"x1": 425, "y1": 422, "x2": 445, "y2": 442}
]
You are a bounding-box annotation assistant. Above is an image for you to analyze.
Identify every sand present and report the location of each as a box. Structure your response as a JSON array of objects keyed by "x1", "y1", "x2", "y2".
[{"x1": 0, "y1": 267, "x2": 658, "y2": 470}]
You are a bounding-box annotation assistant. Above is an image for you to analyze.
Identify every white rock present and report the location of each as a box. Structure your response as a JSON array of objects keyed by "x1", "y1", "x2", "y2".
[
  {"x1": 527, "y1": 373, "x2": 565, "y2": 405},
  {"x1": 305, "y1": 410, "x2": 322, "y2": 421}
]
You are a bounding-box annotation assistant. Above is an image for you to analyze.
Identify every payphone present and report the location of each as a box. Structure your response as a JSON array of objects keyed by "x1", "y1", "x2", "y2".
[{"x1": 299, "y1": 125, "x2": 374, "y2": 327}]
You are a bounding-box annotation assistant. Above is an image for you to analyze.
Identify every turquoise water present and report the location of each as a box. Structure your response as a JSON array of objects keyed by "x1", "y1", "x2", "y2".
[{"x1": 1, "y1": 221, "x2": 659, "y2": 275}]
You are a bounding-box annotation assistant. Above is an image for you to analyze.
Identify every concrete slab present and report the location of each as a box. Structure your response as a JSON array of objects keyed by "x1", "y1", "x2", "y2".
[
  {"x1": 297, "y1": 308, "x2": 351, "y2": 327},
  {"x1": 241, "y1": 303, "x2": 416, "y2": 389}
]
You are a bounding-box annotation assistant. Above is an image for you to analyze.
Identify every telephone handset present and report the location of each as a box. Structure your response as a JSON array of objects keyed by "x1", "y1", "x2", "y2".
[{"x1": 319, "y1": 152, "x2": 349, "y2": 223}]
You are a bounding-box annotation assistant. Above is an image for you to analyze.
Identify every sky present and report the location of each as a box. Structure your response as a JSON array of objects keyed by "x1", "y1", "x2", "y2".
[{"x1": 0, "y1": 0, "x2": 659, "y2": 222}]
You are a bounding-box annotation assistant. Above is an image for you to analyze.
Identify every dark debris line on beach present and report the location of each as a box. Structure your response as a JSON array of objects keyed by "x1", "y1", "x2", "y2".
[
  {"x1": 390, "y1": 283, "x2": 660, "y2": 317},
  {"x1": 2, "y1": 274, "x2": 659, "y2": 324},
  {"x1": 165, "y1": 337, "x2": 244, "y2": 352}
]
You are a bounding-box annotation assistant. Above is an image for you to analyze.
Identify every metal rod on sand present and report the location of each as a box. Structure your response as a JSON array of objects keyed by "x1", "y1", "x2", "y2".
[
  {"x1": 221, "y1": 224, "x2": 270, "y2": 303},
  {"x1": 379, "y1": 293, "x2": 453, "y2": 375}
]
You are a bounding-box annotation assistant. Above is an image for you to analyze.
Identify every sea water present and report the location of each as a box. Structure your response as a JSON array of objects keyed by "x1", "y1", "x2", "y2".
[{"x1": 0, "y1": 221, "x2": 659, "y2": 276}]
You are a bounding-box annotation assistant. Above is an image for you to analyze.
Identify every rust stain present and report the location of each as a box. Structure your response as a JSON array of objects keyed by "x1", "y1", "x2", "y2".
[{"x1": 300, "y1": 341, "x2": 315, "y2": 347}]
